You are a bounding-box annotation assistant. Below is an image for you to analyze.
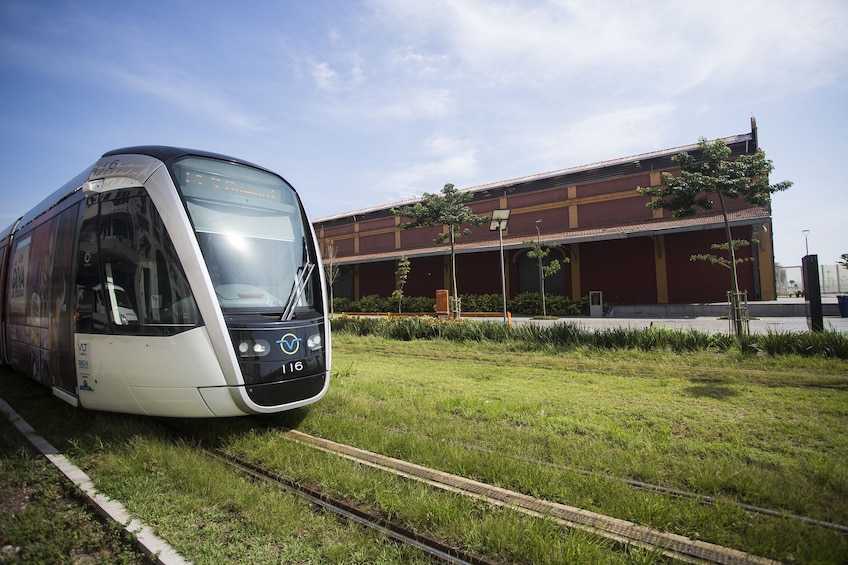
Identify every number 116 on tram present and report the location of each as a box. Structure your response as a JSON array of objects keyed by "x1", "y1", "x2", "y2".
[{"x1": 0, "y1": 146, "x2": 330, "y2": 417}]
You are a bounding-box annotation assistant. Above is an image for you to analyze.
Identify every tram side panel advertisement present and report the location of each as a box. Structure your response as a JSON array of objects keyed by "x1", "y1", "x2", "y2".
[
  {"x1": 5, "y1": 208, "x2": 76, "y2": 388},
  {"x1": 48, "y1": 208, "x2": 79, "y2": 393}
]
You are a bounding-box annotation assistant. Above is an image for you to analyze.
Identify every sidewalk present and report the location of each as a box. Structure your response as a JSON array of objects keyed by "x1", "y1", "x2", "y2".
[
  {"x1": 514, "y1": 315, "x2": 848, "y2": 334},
  {"x1": 511, "y1": 296, "x2": 848, "y2": 334}
]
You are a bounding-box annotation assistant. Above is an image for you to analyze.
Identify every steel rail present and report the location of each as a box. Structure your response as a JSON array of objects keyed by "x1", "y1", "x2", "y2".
[
  {"x1": 458, "y1": 441, "x2": 848, "y2": 535},
  {"x1": 314, "y1": 416, "x2": 848, "y2": 535},
  {"x1": 202, "y1": 448, "x2": 497, "y2": 565},
  {"x1": 274, "y1": 427, "x2": 781, "y2": 565}
]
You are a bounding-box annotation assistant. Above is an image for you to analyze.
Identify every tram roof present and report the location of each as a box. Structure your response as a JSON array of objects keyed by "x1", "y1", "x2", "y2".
[
  {"x1": 103, "y1": 146, "x2": 271, "y2": 173},
  {"x1": 7, "y1": 146, "x2": 286, "y2": 235}
]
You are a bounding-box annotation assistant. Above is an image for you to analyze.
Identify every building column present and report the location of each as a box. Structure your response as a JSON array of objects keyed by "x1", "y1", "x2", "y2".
[
  {"x1": 354, "y1": 223, "x2": 360, "y2": 254},
  {"x1": 567, "y1": 185, "x2": 578, "y2": 228},
  {"x1": 755, "y1": 222, "x2": 776, "y2": 300}
]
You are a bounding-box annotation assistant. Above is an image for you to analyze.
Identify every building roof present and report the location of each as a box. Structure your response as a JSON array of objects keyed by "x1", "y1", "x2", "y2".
[
  {"x1": 314, "y1": 129, "x2": 757, "y2": 227},
  {"x1": 333, "y1": 206, "x2": 771, "y2": 265}
]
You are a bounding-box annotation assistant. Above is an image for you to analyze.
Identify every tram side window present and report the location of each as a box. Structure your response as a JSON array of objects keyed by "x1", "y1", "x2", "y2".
[
  {"x1": 75, "y1": 191, "x2": 201, "y2": 335},
  {"x1": 75, "y1": 201, "x2": 101, "y2": 332}
]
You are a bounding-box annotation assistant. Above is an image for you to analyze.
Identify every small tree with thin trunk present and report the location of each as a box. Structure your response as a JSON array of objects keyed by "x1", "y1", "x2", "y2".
[
  {"x1": 323, "y1": 239, "x2": 340, "y2": 314},
  {"x1": 391, "y1": 255, "x2": 411, "y2": 314},
  {"x1": 392, "y1": 184, "x2": 485, "y2": 316},
  {"x1": 637, "y1": 137, "x2": 791, "y2": 336},
  {"x1": 523, "y1": 239, "x2": 567, "y2": 316},
  {"x1": 690, "y1": 239, "x2": 756, "y2": 269}
]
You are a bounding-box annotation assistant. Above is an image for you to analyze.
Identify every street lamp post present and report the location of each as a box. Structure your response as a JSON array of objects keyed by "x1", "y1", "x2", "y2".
[
  {"x1": 490, "y1": 209, "x2": 511, "y2": 323},
  {"x1": 802, "y1": 230, "x2": 810, "y2": 256}
]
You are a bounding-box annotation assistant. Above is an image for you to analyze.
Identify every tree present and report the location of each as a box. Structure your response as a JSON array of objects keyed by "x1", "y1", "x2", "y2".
[
  {"x1": 690, "y1": 239, "x2": 756, "y2": 269},
  {"x1": 839, "y1": 254, "x2": 848, "y2": 270},
  {"x1": 391, "y1": 255, "x2": 411, "y2": 313},
  {"x1": 637, "y1": 137, "x2": 791, "y2": 336},
  {"x1": 392, "y1": 184, "x2": 486, "y2": 315},
  {"x1": 323, "y1": 239, "x2": 340, "y2": 314},
  {"x1": 523, "y1": 238, "x2": 567, "y2": 316}
]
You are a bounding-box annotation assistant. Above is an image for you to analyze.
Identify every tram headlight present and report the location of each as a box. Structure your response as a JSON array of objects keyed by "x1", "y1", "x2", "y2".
[
  {"x1": 307, "y1": 333, "x2": 322, "y2": 351},
  {"x1": 237, "y1": 339, "x2": 271, "y2": 357}
]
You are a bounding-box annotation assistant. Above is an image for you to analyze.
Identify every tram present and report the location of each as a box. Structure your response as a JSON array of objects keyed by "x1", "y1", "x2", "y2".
[{"x1": 0, "y1": 146, "x2": 330, "y2": 417}]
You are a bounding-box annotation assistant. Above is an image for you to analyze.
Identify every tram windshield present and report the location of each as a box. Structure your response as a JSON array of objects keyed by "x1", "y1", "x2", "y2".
[{"x1": 171, "y1": 156, "x2": 318, "y2": 317}]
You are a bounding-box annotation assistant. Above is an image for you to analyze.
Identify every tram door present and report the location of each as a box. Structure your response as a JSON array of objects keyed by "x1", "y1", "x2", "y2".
[
  {"x1": 0, "y1": 237, "x2": 9, "y2": 364},
  {"x1": 48, "y1": 206, "x2": 81, "y2": 394}
]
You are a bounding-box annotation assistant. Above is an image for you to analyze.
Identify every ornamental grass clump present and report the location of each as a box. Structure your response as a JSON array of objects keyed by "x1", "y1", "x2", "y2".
[
  {"x1": 330, "y1": 315, "x2": 848, "y2": 358},
  {"x1": 757, "y1": 329, "x2": 848, "y2": 358},
  {"x1": 384, "y1": 317, "x2": 438, "y2": 341}
]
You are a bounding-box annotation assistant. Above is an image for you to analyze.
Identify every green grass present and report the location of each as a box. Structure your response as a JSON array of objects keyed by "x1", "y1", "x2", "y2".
[
  {"x1": 0, "y1": 390, "x2": 436, "y2": 564},
  {"x1": 2, "y1": 333, "x2": 848, "y2": 563},
  {"x1": 0, "y1": 418, "x2": 150, "y2": 564},
  {"x1": 288, "y1": 335, "x2": 848, "y2": 562}
]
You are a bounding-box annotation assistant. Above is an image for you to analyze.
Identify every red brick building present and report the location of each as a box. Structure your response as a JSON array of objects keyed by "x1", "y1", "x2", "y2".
[{"x1": 314, "y1": 121, "x2": 776, "y2": 306}]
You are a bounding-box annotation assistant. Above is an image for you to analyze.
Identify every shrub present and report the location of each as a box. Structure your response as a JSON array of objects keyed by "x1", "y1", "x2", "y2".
[
  {"x1": 402, "y1": 295, "x2": 436, "y2": 313},
  {"x1": 460, "y1": 293, "x2": 503, "y2": 312},
  {"x1": 507, "y1": 293, "x2": 590, "y2": 316},
  {"x1": 357, "y1": 294, "x2": 391, "y2": 313},
  {"x1": 568, "y1": 297, "x2": 590, "y2": 315},
  {"x1": 509, "y1": 292, "x2": 542, "y2": 315},
  {"x1": 334, "y1": 293, "x2": 591, "y2": 316},
  {"x1": 332, "y1": 297, "x2": 357, "y2": 312}
]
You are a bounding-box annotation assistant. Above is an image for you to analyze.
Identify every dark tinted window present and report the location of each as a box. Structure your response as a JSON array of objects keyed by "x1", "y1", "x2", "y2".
[{"x1": 75, "y1": 189, "x2": 201, "y2": 335}]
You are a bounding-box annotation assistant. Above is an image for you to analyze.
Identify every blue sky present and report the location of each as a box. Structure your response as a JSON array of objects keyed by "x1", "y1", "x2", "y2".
[{"x1": 1, "y1": 0, "x2": 845, "y2": 269}]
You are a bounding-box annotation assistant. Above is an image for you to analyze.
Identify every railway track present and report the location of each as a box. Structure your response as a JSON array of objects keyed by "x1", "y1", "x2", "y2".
[
  {"x1": 6, "y1": 396, "x2": 828, "y2": 564},
  {"x1": 259, "y1": 426, "x2": 782, "y2": 565},
  {"x1": 203, "y1": 448, "x2": 496, "y2": 565},
  {"x1": 4, "y1": 396, "x2": 830, "y2": 564},
  {"x1": 313, "y1": 417, "x2": 848, "y2": 536}
]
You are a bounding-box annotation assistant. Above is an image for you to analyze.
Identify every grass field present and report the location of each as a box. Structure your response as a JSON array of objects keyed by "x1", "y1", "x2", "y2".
[
  {"x1": 280, "y1": 335, "x2": 848, "y2": 562},
  {"x1": 2, "y1": 332, "x2": 848, "y2": 563}
]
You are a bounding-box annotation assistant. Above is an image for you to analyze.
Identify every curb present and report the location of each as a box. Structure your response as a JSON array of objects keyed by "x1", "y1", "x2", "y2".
[{"x1": 0, "y1": 397, "x2": 190, "y2": 565}]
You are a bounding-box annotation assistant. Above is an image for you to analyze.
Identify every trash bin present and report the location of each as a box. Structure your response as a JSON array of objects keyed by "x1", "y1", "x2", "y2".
[
  {"x1": 838, "y1": 295, "x2": 848, "y2": 317},
  {"x1": 435, "y1": 289, "x2": 450, "y2": 317},
  {"x1": 589, "y1": 291, "x2": 603, "y2": 317}
]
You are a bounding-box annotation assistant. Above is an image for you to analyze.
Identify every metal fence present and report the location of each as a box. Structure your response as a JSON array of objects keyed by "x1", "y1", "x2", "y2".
[{"x1": 777, "y1": 264, "x2": 848, "y2": 296}]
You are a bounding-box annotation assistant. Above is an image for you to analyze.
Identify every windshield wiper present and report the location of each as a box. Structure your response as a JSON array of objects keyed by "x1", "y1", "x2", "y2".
[{"x1": 281, "y1": 261, "x2": 314, "y2": 321}]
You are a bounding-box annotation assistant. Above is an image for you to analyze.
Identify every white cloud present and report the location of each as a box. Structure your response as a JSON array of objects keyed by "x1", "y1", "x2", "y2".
[
  {"x1": 0, "y1": 6, "x2": 271, "y2": 136},
  {"x1": 376, "y1": 134, "x2": 479, "y2": 199},
  {"x1": 367, "y1": 0, "x2": 848, "y2": 95},
  {"x1": 389, "y1": 49, "x2": 451, "y2": 78},
  {"x1": 377, "y1": 89, "x2": 455, "y2": 121},
  {"x1": 308, "y1": 55, "x2": 364, "y2": 92},
  {"x1": 312, "y1": 61, "x2": 339, "y2": 90},
  {"x1": 528, "y1": 103, "x2": 679, "y2": 168}
]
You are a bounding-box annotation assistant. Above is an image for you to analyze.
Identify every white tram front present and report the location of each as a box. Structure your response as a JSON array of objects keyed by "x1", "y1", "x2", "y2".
[{"x1": 0, "y1": 147, "x2": 330, "y2": 417}]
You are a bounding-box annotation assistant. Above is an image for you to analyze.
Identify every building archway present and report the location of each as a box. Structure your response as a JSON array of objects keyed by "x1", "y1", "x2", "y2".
[
  {"x1": 515, "y1": 249, "x2": 566, "y2": 296},
  {"x1": 334, "y1": 266, "x2": 354, "y2": 300}
]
